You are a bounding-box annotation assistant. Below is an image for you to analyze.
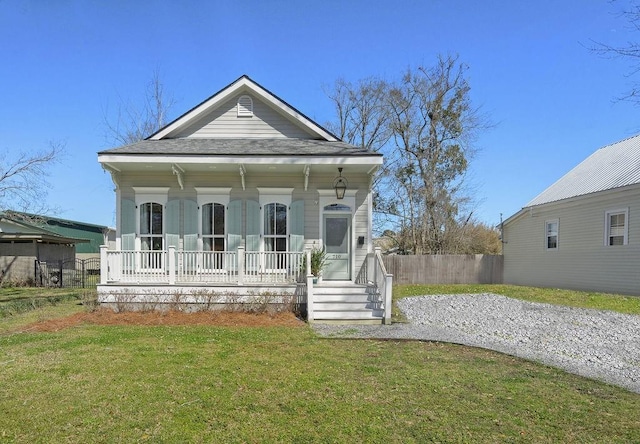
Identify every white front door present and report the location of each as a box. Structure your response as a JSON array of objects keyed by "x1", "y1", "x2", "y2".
[{"x1": 323, "y1": 214, "x2": 351, "y2": 280}]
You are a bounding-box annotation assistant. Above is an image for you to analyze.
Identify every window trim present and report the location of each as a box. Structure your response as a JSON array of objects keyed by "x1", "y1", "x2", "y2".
[
  {"x1": 604, "y1": 208, "x2": 629, "y2": 246},
  {"x1": 545, "y1": 219, "x2": 558, "y2": 251},
  {"x1": 257, "y1": 188, "x2": 293, "y2": 254},
  {"x1": 196, "y1": 188, "x2": 231, "y2": 252},
  {"x1": 132, "y1": 187, "x2": 169, "y2": 252}
]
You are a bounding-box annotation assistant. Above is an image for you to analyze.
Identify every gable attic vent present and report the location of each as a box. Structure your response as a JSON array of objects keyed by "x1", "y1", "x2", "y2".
[{"x1": 237, "y1": 95, "x2": 253, "y2": 117}]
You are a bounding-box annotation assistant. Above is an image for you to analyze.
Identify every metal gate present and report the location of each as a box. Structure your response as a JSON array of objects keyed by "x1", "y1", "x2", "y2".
[{"x1": 35, "y1": 258, "x2": 101, "y2": 288}]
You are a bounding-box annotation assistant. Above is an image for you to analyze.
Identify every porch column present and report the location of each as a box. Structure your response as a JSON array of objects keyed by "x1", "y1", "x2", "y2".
[
  {"x1": 237, "y1": 246, "x2": 244, "y2": 285},
  {"x1": 100, "y1": 245, "x2": 108, "y2": 284}
]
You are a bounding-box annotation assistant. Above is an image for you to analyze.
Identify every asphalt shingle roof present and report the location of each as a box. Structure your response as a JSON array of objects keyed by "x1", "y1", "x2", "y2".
[
  {"x1": 98, "y1": 138, "x2": 380, "y2": 157},
  {"x1": 527, "y1": 134, "x2": 640, "y2": 207}
]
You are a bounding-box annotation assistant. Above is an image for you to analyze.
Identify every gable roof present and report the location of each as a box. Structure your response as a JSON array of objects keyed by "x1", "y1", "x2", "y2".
[
  {"x1": 148, "y1": 75, "x2": 339, "y2": 141},
  {"x1": 526, "y1": 134, "x2": 640, "y2": 208}
]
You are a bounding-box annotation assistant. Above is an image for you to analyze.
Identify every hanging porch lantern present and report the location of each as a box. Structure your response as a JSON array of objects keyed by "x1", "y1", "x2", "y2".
[{"x1": 333, "y1": 167, "x2": 348, "y2": 199}]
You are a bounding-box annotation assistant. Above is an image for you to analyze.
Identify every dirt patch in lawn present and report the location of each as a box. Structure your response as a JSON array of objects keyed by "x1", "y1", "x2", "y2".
[{"x1": 17, "y1": 309, "x2": 306, "y2": 332}]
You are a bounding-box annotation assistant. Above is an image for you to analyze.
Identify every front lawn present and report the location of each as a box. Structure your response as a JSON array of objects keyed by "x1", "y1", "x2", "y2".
[{"x1": 0, "y1": 289, "x2": 639, "y2": 442}]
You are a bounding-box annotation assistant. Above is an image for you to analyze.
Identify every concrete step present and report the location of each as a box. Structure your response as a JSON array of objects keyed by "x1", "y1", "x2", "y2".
[
  {"x1": 313, "y1": 309, "x2": 384, "y2": 320},
  {"x1": 314, "y1": 301, "x2": 382, "y2": 311},
  {"x1": 313, "y1": 294, "x2": 376, "y2": 303}
]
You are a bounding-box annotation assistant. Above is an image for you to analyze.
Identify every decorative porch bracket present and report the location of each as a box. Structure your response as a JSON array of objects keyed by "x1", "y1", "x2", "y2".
[
  {"x1": 303, "y1": 165, "x2": 310, "y2": 191},
  {"x1": 172, "y1": 164, "x2": 185, "y2": 190},
  {"x1": 239, "y1": 164, "x2": 246, "y2": 190}
]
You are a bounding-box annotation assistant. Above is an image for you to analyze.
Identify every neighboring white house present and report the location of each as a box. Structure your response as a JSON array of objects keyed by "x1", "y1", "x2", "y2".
[
  {"x1": 503, "y1": 134, "x2": 640, "y2": 295},
  {"x1": 97, "y1": 75, "x2": 392, "y2": 323}
]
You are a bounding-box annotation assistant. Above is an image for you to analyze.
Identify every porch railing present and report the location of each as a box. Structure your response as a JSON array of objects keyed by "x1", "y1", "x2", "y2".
[
  {"x1": 372, "y1": 247, "x2": 393, "y2": 324},
  {"x1": 101, "y1": 246, "x2": 305, "y2": 285}
]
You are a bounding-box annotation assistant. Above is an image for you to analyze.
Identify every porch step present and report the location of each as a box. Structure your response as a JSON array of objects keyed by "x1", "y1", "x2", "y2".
[{"x1": 311, "y1": 282, "x2": 384, "y2": 324}]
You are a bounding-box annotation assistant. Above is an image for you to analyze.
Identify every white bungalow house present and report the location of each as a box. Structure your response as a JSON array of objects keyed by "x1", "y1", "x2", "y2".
[
  {"x1": 97, "y1": 75, "x2": 392, "y2": 323},
  {"x1": 502, "y1": 134, "x2": 640, "y2": 296}
]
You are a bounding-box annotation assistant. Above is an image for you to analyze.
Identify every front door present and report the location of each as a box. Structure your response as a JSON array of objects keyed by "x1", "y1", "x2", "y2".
[{"x1": 323, "y1": 214, "x2": 351, "y2": 280}]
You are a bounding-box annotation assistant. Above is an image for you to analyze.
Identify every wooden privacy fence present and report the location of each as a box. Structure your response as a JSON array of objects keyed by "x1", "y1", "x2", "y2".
[{"x1": 382, "y1": 254, "x2": 503, "y2": 285}]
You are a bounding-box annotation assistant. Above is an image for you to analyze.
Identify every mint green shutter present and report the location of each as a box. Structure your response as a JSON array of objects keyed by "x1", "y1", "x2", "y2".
[
  {"x1": 183, "y1": 200, "x2": 198, "y2": 275},
  {"x1": 166, "y1": 199, "x2": 180, "y2": 250},
  {"x1": 290, "y1": 200, "x2": 304, "y2": 252},
  {"x1": 227, "y1": 200, "x2": 242, "y2": 236},
  {"x1": 121, "y1": 198, "x2": 135, "y2": 250},
  {"x1": 183, "y1": 234, "x2": 198, "y2": 251},
  {"x1": 246, "y1": 200, "x2": 260, "y2": 251},
  {"x1": 166, "y1": 199, "x2": 180, "y2": 234},
  {"x1": 184, "y1": 199, "x2": 198, "y2": 239},
  {"x1": 121, "y1": 233, "x2": 135, "y2": 251}
]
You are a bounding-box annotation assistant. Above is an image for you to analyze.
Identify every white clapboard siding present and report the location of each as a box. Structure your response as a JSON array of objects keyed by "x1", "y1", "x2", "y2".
[
  {"x1": 503, "y1": 185, "x2": 640, "y2": 295},
  {"x1": 173, "y1": 94, "x2": 315, "y2": 139}
]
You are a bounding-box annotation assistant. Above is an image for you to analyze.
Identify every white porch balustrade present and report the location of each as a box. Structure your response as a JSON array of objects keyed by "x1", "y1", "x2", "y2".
[{"x1": 101, "y1": 246, "x2": 307, "y2": 285}]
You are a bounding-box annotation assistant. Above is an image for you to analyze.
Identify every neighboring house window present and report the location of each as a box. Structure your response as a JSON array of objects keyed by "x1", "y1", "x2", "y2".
[
  {"x1": 605, "y1": 209, "x2": 628, "y2": 246},
  {"x1": 140, "y1": 202, "x2": 163, "y2": 251},
  {"x1": 545, "y1": 219, "x2": 558, "y2": 250},
  {"x1": 237, "y1": 95, "x2": 253, "y2": 117},
  {"x1": 202, "y1": 203, "x2": 225, "y2": 252}
]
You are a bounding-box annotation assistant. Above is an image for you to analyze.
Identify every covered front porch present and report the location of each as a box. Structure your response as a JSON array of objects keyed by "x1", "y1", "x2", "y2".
[{"x1": 98, "y1": 246, "x2": 393, "y2": 323}]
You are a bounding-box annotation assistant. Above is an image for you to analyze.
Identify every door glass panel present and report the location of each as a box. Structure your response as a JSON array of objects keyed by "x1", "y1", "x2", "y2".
[
  {"x1": 151, "y1": 203, "x2": 163, "y2": 234},
  {"x1": 213, "y1": 204, "x2": 225, "y2": 235},
  {"x1": 326, "y1": 218, "x2": 348, "y2": 253}
]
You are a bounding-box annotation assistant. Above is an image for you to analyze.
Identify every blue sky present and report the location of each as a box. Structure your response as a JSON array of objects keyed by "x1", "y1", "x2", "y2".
[{"x1": 1, "y1": 0, "x2": 638, "y2": 228}]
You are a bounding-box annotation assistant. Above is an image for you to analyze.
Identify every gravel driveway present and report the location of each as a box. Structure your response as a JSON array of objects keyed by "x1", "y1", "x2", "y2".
[{"x1": 311, "y1": 293, "x2": 640, "y2": 394}]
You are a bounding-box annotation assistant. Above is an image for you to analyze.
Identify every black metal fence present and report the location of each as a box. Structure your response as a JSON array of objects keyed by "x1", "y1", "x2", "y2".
[{"x1": 35, "y1": 258, "x2": 101, "y2": 288}]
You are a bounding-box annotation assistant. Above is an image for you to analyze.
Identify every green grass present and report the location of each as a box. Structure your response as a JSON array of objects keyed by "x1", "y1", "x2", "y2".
[
  {"x1": 0, "y1": 287, "x2": 86, "y2": 319},
  {"x1": 1, "y1": 321, "x2": 639, "y2": 442},
  {"x1": 0, "y1": 286, "x2": 639, "y2": 442},
  {"x1": 394, "y1": 284, "x2": 640, "y2": 315}
]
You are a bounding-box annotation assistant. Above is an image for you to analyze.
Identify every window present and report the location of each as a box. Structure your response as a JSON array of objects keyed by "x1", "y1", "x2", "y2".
[
  {"x1": 545, "y1": 219, "x2": 558, "y2": 250},
  {"x1": 140, "y1": 202, "x2": 163, "y2": 251},
  {"x1": 202, "y1": 202, "x2": 225, "y2": 269},
  {"x1": 606, "y1": 209, "x2": 628, "y2": 246},
  {"x1": 202, "y1": 203, "x2": 225, "y2": 251},
  {"x1": 264, "y1": 202, "x2": 287, "y2": 252}
]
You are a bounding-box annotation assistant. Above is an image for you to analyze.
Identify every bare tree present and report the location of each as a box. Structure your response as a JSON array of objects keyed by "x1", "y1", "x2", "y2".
[
  {"x1": 103, "y1": 69, "x2": 176, "y2": 145},
  {"x1": 386, "y1": 55, "x2": 487, "y2": 254},
  {"x1": 326, "y1": 55, "x2": 493, "y2": 254},
  {"x1": 324, "y1": 77, "x2": 391, "y2": 152},
  {"x1": 0, "y1": 141, "x2": 65, "y2": 215},
  {"x1": 591, "y1": 1, "x2": 640, "y2": 104}
]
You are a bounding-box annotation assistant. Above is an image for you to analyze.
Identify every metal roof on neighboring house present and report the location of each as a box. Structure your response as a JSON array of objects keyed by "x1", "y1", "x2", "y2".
[
  {"x1": 98, "y1": 138, "x2": 381, "y2": 157},
  {"x1": 526, "y1": 134, "x2": 640, "y2": 207}
]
